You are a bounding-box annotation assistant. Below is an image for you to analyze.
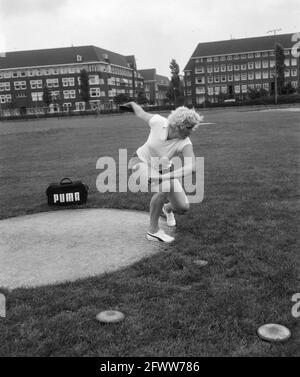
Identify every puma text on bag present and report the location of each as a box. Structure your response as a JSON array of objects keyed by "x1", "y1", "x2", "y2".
[{"x1": 46, "y1": 178, "x2": 89, "y2": 206}]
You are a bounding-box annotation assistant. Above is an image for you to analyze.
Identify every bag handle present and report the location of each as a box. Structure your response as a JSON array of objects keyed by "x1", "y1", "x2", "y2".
[{"x1": 60, "y1": 177, "x2": 73, "y2": 185}]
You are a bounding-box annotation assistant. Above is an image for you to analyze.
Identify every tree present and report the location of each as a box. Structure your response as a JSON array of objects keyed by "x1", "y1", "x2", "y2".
[
  {"x1": 275, "y1": 43, "x2": 285, "y2": 95},
  {"x1": 113, "y1": 93, "x2": 130, "y2": 105},
  {"x1": 79, "y1": 69, "x2": 90, "y2": 109},
  {"x1": 136, "y1": 90, "x2": 148, "y2": 105},
  {"x1": 42, "y1": 85, "x2": 52, "y2": 113},
  {"x1": 282, "y1": 81, "x2": 296, "y2": 95},
  {"x1": 166, "y1": 59, "x2": 182, "y2": 107}
]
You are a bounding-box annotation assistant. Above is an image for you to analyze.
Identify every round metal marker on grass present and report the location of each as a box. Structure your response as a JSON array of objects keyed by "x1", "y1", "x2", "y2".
[
  {"x1": 96, "y1": 310, "x2": 125, "y2": 324},
  {"x1": 257, "y1": 323, "x2": 291, "y2": 342}
]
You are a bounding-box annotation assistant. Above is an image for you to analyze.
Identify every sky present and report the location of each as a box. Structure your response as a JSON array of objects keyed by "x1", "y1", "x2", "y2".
[{"x1": 0, "y1": 0, "x2": 299, "y2": 77}]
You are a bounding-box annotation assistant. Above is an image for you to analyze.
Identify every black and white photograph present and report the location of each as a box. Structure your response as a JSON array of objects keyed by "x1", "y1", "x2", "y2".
[{"x1": 0, "y1": 0, "x2": 299, "y2": 361}]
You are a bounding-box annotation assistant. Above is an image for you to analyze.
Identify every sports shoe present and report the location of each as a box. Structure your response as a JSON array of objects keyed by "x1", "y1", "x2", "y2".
[
  {"x1": 162, "y1": 204, "x2": 176, "y2": 227},
  {"x1": 146, "y1": 229, "x2": 175, "y2": 243}
]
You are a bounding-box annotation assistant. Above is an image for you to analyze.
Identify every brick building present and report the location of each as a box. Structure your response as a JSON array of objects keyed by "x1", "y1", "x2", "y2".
[
  {"x1": 0, "y1": 45, "x2": 144, "y2": 116},
  {"x1": 138, "y1": 69, "x2": 170, "y2": 106},
  {"x1": 183, "y1": 33, "x2": 300, "y2": 106}
]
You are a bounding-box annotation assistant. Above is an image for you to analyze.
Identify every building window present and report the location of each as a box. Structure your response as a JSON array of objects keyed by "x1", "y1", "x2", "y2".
[
  {"x1": 291, "y1": 81, "x2": 298, "y2": 88},
  {"x1": 255, "y1": 61, "x2": 261, "y2": 69},
  {"x1": 0, "y1": 82, "x2": 10, "y2": 91},
  {"x1": 241, "y1": 54, "x2": 246, "y2": 59},
  {"x1": 284, "y1": 69, "x2": 290, "y2": 77},
  {"x1": 262, "y1": 60, "x2": 268, "y2": 69},
  {"x1": 214, "y1": 66, "x2": 219, "y2": 73},
  {"x1": 4, "y1": 72, "x2": 12, "y2": 79},
  {"x1": 241, "y1": 73, "x2": 247, "y2": 81},
  {"x1": 221, "y1": 65, "x2": 226, "y2": 72},
  {"x1": 234, "y1": 55, "x2": 239, "y2": 60},
  {"x1": 207, "y1": 76, "x2": 213, "y2": 84},
  {"x1": 51, "y1": 91, "x2": 60, "y2": 100},
  {"x1": 248, "y1": 72, "x2": 254, "y2": 80},
  {"x1": 214, "y1": 76, "x2": 220, "y2": 83},
  {"x1": 255, "y1": 84, "x2": 262, "y2": 89},
  {"x1": 234, "y1": 74, "x2": 240, "y2": 81},
  {"x1": 207, "y1": 57, "x2": 213, "y2": 62},
  {"x1": 227, "y1": 64, "x2": 233, "y2": 71},
  {"x1": 227, "y1": 55, "x2": 233, "y2": 61},
  {"x1": 248, "y1": 53, "x2": 254, "y2": 58},
  {"x1": 14, "y1": 81, "x2": 26, "y2": 90},
  {"x1": 213, "y1": 57, "x2": 219, "y2": 62},
  {"x1": 220, "y1": 56, "x2": 226, "y2": 61},
  {"x1": 195, "y1": 67, "x2": 205, "y2": 74},
  {"x1": 291, "y1": 59, "x2": 297, "y2": 66},
  {"x1": 0, "y1": 94, "x2": 12, "y2": 103},
  {"x1": 241, "y1": 64, "x2": 247, "y2": 70},
  {"x1": 262, "y1": 52, "x2": 269, "y2": 57},
  {"x1": 62, "y1": 78, "x2": 75, "y2": 87},
  {"x1": 90, "y1": 88, "x2": 101, "y2": 97},
  {"x1": 262, "y1": 71, "x2": 269, "y2": 79},
  {"x1": 214, "y1": 86, "x2": 220, "y2": 95},
  {"x1": 89, "y1": 75, "x2": 100, "y2": 85},
  {"x1": 63, "y1": 90, "x2": 76, "y2": 99},
  {"x1": 208, "y1": 87, "x2": 214, "y2": 95},
  {"x1": 221, "y1": 75, "x2": 226, "y2": 82},
  {"x1": 241, "y1": 85, "x2": 248, "y2": 93},
  {"x1": 207, "y1": 66, "x2": 213, "y2": 73},
  {"x1": 12, "y1": 71, "x2": 20, "y2": 78},
  {"x1": 228, "y1": 74, "x2": 233, "y2": 82},
  {"x1": 196, "y1": 87, "x2": 205, "y2": 94},
  {"x1": 255, "y1": 52, "x2": 261, "y2": 58},
  {"x1": 255, "y1": 72, "x2": 262, "y2": 80},
  {"x1": 269, "y1": 51, "x2": 275, "y2": 57},
  {"x1": 263, "y1": 83, "x2": 269, "y2": 90},
  {"x1": 248, "y1": 84, "x2": 255, "y2": 90},
  {"x1": 46, "y1": 78, "x2": 59, "y2": 88},
  {"x1": 196, "y1": 77, "x2": 205, "y2": 84},
  {"x1": 30, "y1": 80, "x2": 43, "y2": 89},
  {"x1": 221, "y1": 86, "x2": 227, "y2": 93},
  {"x1": 269, "y1": 60, "x2": 275, "y2": 68},
  {"x1": 31, "y1": 92, "x2": 43, "y2": 101},
  {"x1": 291, "y1": 69, "x2": 297, "y2": 77},
  {"x1": 234, "y1": 85, "x2": 240, "y2": 93},
  {"x1": 234, "y1": 64, "x2": 240, "y2": 71},
  {"x1": 68, "y1": 67, "x2": 76, "y2": 74},
  {"x1": 248, "y1": 62, "x2": 254, "y2": 69}
]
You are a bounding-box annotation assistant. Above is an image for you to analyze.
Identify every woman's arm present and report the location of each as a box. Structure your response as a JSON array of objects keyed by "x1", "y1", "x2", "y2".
[
  {"x1": 160, "y1": 145, "x2": 196, "y2": 181},
  {"x1": 125, "y1": 102, "x2": 153, "y2": 123}
]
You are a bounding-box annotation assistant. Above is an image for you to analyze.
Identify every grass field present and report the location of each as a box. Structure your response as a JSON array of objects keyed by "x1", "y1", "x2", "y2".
[{"x1": 0, "y1": 107, "x2": 299, "y2": 357}]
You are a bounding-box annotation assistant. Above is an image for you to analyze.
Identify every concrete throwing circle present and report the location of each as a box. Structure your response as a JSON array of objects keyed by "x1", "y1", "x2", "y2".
[{"x1": 0, "y1": 209, "x2": 174, "y2": 290}]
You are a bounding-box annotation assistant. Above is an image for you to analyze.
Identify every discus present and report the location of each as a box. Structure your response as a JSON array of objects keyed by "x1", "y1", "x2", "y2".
[
  {"x1": 119, "y1": 104, "x2": 134, "y2": 112},
  {"x1": 257, "y1": 323, "x2": 291, "y2": 342}
]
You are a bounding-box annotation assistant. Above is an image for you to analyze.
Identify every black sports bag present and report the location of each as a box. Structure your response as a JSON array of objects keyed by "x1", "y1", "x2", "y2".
[{"x1": 46, "y1": 178, "x2": 89, "y2": 206}]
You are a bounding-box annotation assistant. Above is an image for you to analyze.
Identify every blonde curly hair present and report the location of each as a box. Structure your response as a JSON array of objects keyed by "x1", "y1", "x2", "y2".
[{"x1": 167, "y1": 106, "x2": 203, "y2": 131}]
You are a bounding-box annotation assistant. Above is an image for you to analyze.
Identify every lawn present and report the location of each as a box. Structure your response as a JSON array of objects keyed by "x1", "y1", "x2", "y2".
[{"x1": 0, "y1": 107, "x2": 299, "y2": 357}]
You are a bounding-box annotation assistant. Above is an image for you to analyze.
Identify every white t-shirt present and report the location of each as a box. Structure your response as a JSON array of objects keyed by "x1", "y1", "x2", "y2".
[{"x1": 136, "y1": 114, "x2": 192, "y2": 164}]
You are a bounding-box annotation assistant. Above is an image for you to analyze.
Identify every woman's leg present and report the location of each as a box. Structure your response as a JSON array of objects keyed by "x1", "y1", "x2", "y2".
[
  {"x1": 166, "y1": 179, "x2": 190, "y2": 214},
  {"x1": 149, "y1": 192, "x2": 168, "y2": 233}
]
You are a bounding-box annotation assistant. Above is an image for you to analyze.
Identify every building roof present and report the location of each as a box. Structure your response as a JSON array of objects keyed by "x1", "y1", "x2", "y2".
[
  {"x1": 138, "y1": 69, "x2": 156, "y2": 81},
  {"x1": 184, "y1": 33, "x2": 298, "y2": 71},
  {"x1": 0, "y1": 45, "x2": 135, "y2": 70},
  {"x1": 138, "y1": 69, "x2": 170, "y2": 85},
  {"x1": 156, "y1": 74, "x2": 170, "y2": 86}
]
